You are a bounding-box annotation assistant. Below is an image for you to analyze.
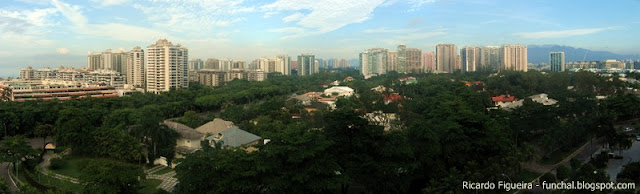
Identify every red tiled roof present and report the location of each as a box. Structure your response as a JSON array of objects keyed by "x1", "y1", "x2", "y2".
[
  {"x1": 382, "y1": 93, "x2": 403, "y2": 102},
  {"x1": 398, "y1": 77, "x2": 416, "y2": 81},
  {"x1": 491, "y1": 95, "x2": 516, "y2": 102}
]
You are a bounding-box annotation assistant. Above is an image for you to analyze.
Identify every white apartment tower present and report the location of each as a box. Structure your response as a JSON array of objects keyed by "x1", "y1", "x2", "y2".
[
  {"x1": 461, "y1": 46, "x2": 480, "y2": 72},
  {"x1": 126, "y1": 46, "x2": 145, "y2": 87},
  {"x1": 436, "y1": 44, "x2": 459, "y2": 73},
  {"x1": 360, "y1": 48, "x2": 388, "y2": 77},
  {"x1": 145, "y1": 39, "x2": 189, "y2": 94},
  {"x1": 258, "y1": 55, "x2": 291, "y2": 75},
  {"x1": 87, "y1": 49, "x2": 128, "y2": 75},
  {"x1": 500, "y1": 45, "x2": 528, "y2": 72}
]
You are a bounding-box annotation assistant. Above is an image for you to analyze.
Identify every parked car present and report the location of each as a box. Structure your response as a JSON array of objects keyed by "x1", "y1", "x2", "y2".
[
  {"x1": 608, "y1": 152, "x2": 624, "y2": 159},
  {"x1": 636, "y1": 135, "x2": 640, "y2": 141}
]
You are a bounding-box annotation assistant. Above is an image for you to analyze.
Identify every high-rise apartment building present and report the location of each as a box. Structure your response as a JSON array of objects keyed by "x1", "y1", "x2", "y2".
[
  {"x1": 500, "y1": 45, "x2": 528, "y2": 72},
  {"x1": 188, "y1": 59, "x2": 204, "y2": 71},
  {"x1": 205, "y1": 58, "x2": 220, "y2": 69},
  {"x1": 436, "y1": 44, "x2": 459, "y2": 73},
  {"x1": 423, "y1": 52, "x2": 435, "y2": 72},
  {"x1": 87, "y1": 49, "x2": 128, "y2": 75},
  {"x1": 126, "y1": 46, "x2": 145, "y2": 87},
  {"x1": 387, "y1": 51, "x2": 398, "y2": 72},
  {"x1": 479, "y1": 46, "x2": 500, "y2": 71},
  {"x1": 145, "y1": 39, "x2": 189, "y2": 94},
  {"x1": 297, "y1": 54, "x2": 316, "y2": 76},
  {"x1": 461, "y1": 46, "x2": 480, "y2": 72},
  {"x1": 406, "y1": 48, "x2": 422, "y2": 73},
  {"x1": 360, "y1": 48, "x2": 388, "y2": 77},
  {"x1": 549, "y1": 52, "x2": 565, "y2": 72},
  {"x1": 258, "y1": 55, "x2": 291, "y2": 75},
  {"x1": 397, "y1": 45, "x2": 407, "y2": 73}
]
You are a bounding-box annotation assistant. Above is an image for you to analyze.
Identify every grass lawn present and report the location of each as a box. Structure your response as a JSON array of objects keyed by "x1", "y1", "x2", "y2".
[
  {"x1": 152, "y1": 167, "x2": 174, "y2": 175},
  {"x1": 539, "y1": 142, "x2": 585, "y2": 165},
  {"x1": 515, "y1": 170, "x2": 542, "y2": 183},
  {"x1": 50, "y1": 157, "x2": 88, "y2": 178},
  {"x1": 32, "y1": 169, "x2": 84, "y2": 193},
  {"x1": 138, "y1": 179, "x2": 162, "y2": 194}
]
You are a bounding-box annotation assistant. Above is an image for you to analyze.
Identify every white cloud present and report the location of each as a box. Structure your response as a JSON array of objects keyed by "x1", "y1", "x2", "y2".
[
  {"x1": 90, "y1": 0, "x2": 130, "y2": 7},
  {"x1": 282, "y1": 12, "x2": 305, "y2": 23},
  {"x1": 361, "y1": 27, "x2": 420, "y2": 34},
  {"x1": 0, "y1": 8, "x2": 58, "y2": 34},
  {"x1": 408, "y1": 0, "x2": 436, "y2": 11},
  {"x1": 262, "y1": 0, "x2": 386, "y2": 38},
  {"x1": 131, "y1": 0, "x2": 254, "y2": 35},
  {"x1": 516, "y1": 27, "x2": 621, "y2": 38},
  {"x1": 52, "y1": 0, "x2": 87, "y2": 26},
  {"x1": 401, "y1": 31, "x2": 446, "y2": 40},
  {"x1": 57, "y1": 48, "x2": 69, "y2": 55}
]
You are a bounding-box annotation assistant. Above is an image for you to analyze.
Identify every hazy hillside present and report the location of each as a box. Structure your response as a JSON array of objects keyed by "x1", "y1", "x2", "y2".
[{"x1": 527, "y1": 45, "x2": 639, "y2": 64}]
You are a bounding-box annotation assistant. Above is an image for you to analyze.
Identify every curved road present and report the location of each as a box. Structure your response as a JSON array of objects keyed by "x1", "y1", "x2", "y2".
[
  {"x1": 1, "y1": 136, "x2": 53, "y2": 193},
  {"x1": 0, "y1": 162, "x2": 19, "y2": 193}
]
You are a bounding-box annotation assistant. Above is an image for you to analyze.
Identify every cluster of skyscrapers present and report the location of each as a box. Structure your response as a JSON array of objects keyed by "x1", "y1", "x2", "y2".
[
  {"x1": 88, "y1": 39, "x2": 188, "y2": 94},
  {"x1": 360, "y1": 44, "x2": 529, "y2": 77},
  {"x1": 86, "y1": 39, "x2": 335, "y2": 92}
]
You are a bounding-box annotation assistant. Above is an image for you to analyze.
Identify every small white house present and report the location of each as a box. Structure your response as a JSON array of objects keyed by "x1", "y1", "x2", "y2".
[{"x1": 323, "y1": 86, "x2": 354, "y2": 97}]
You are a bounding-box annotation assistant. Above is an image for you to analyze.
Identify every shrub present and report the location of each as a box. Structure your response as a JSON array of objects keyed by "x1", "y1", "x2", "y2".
[
  {"x1": 540, "y1": 173, "x2": 556, "y2": 183},
  {"x1": 556, "y1": 165, "x2": 570, "y2": 181},
  {"x1": 49, "y1": 158, "x2": 65, "y2": 170}
]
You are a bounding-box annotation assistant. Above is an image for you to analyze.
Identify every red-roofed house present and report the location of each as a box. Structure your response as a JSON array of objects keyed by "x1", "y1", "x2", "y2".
[
  {"x1": 382, "y1": 93, "x2": 404, "y2": 105},
  {"x1": 491, "y1": 95, "x2": 517, "y2": 107}
]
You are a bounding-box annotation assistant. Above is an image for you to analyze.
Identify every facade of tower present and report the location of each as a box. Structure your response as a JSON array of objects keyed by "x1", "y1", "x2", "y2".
[
  {"x1": 297, "y1": 54, "x2": 316, "y2": 76},
  {"x1": 360, "y1": 48, "x2": 388, "y2": 77},
  {"x1": 423, "y1": 52, "x2": 435, "y2": 72},
  {"x1": 406, "y1": 48, "x2": 422, "y2": 73},
  {"x1": 258, "y1": 55, "x2": 291, "y2": 75},
  {"x1": 436, "y1": 44, "x2": 459, "y2": 73},
  {"x1": 87, "y1": 49, "x2": 128, "y2": 75},
  {"x1": 550, "y1": 52, "x2": 565, "y2": 72},
  {"x1": 500, "y1": 45, "x2": 528, "y2": 72},
  {"x1": 479, "y1": 46, "x2": 500, "y2": 71},
  {"x1": 145, "y1": 39, "x2": 189, "y2": 94},
  {"x1": 461, "y1": 46, "x2": 480, "y2": 72},
  {"x1": 387, "y1": 51, "x2": 398, "y2": 72},
  {"x1": 189, "y1": 59, "x2": 204, "y2": 71},
  {"x1": 277, "y1": 55, "x2": 292, "y2": 75},
  {"x1": 397, "y1": 45, "x2": 407, "y2": 73},
  {"x1": 126, "y1": 46, "x2": 145, "y2": 87}
]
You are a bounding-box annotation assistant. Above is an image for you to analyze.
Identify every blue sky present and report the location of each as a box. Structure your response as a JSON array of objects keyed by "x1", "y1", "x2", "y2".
[{"x1": 1, "y1": 0, "x2": 639, "y2": 76}]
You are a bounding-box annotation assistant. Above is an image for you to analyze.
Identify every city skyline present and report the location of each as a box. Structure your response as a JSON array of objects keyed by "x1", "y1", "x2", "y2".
[{"x1": 1, "y1": 0, "x2": 640, "y2": 77}]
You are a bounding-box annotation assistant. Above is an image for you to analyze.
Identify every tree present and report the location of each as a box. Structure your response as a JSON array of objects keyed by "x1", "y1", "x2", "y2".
[
  {"x1": 79, "y1": 159, "x2": 145, "y2": 194},
  {"x1": 92, "y1": 127, "x2": 146, "y2": 162},
  {"x1": 34, "y1": 123, "x2": 54, "y2": 151},
  {"x1": 175, "y1": 149, "x2": 262, "y2": 193},
  {"x1": 54, "y1": 107, "x2": 97, "y2": 154},
  {"x1": 0, "y1": 135, "x2": 38, "y2": 177},
  {"x1": 256, "y1": 123, "x2": 341, "y2": 193}
]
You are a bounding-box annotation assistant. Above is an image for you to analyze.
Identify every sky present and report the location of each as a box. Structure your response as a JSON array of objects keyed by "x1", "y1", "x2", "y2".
[{"x1": 1, "y1": 0, "x2": 640, "y2": 77}]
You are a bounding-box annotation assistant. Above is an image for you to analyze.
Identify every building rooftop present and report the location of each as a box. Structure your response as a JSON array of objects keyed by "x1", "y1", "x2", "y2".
[
  {"x1": 491, "y1": 95, "x2": 517, "y2": 102},
  {"x1": 205, "y1": 127, "x2": 261, "y2": 148}
]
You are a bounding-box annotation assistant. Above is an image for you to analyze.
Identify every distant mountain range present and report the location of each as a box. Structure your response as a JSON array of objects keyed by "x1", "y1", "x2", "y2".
[{"x1": 527, "y1": 45, "x2": 639, "y2": 64}]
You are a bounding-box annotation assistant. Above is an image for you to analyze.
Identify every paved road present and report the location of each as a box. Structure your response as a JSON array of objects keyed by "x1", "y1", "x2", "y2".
[
  {"x1": 0, "y1": 136, "x2": 54, "y2": 193},
  {"x1": 0, "y1": 163, "x2": 19, "y2": 193},
  {"x1": 605, "y1": 140, "x2": 640, "y2": 181}
]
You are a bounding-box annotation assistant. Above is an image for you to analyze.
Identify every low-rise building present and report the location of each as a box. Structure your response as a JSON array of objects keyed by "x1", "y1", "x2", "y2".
[
  {"x1": 323, "y1": 86, "x2": 354, "y2": 97},
  {"x1": 0, "y1": 79, "x2": 119, "y2": 102}
]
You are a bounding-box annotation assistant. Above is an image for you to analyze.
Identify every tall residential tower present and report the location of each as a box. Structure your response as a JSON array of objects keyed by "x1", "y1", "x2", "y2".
[{"x1": 145, "y1": 39, "x2": 189, "y2": 94}]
